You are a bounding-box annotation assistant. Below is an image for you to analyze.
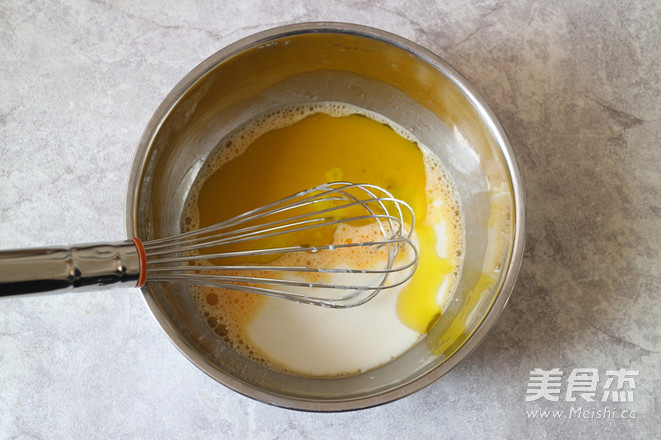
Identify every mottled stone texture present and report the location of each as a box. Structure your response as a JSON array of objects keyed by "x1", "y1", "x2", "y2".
[{"x1": 1, "y1": 1, "x2": 659, "y2": 438}]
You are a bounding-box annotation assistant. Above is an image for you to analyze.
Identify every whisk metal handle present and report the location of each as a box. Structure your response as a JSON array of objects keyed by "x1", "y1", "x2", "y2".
[{"x1": 0, "y1": 240, "x2": 143, "y2": 297}]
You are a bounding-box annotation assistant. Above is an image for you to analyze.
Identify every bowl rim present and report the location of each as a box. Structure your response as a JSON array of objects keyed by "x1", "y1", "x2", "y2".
[{"x1": 125, "y1": 21, "x2": 526, "y2": 412}]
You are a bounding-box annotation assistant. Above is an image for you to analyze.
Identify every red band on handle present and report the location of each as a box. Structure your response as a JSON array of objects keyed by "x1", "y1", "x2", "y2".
[{"x1": 131, "y1": 238, "x2": 148, "y2": 288}]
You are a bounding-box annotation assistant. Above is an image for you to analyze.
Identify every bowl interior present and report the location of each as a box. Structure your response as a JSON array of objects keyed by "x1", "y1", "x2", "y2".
[{"x1": 128, "y1": 23, "x2": 523, "y2": 411}]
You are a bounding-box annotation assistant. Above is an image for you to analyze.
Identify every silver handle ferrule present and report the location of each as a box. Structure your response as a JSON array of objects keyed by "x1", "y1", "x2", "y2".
[{"x1": 0, "y1": 241, "x2": 141, "y2": 297}]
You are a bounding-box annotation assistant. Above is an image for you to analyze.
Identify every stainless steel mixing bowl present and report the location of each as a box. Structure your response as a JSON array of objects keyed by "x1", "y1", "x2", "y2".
[{"x1": 126, "y1": 22, "x2": 525, "y2": 411}]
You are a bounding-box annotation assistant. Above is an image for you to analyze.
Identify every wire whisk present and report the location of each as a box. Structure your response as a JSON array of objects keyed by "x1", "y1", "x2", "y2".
[
  {"x1": 144, "y1": 182, "x2": 418, "y2": 307},
  {"x1": 0, "y1": 182, "x2": 418, "y2": 308}
]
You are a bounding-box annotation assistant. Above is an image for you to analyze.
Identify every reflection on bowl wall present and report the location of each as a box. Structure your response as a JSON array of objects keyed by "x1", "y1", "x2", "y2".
[{"x1": 126, "y1": 22, "x2": 525, "y2": 411}]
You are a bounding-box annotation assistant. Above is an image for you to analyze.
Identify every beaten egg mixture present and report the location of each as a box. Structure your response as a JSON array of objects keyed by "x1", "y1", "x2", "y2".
[{"x1": 183, "y1": 102, "x2": 464, "y2": 376}]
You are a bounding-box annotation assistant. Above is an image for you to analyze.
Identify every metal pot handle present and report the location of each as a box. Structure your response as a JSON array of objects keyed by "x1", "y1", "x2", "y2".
[{"x1": 0, "y1": 240, "x2": 143, "y2": 297}]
